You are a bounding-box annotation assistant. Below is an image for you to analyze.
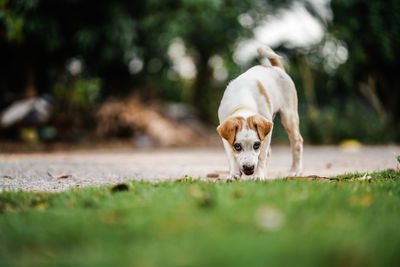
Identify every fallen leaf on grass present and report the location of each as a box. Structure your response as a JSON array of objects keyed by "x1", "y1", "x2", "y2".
[
  {"x1": 206, "y1": 173, "x2": 219, "y2": 178},
  {"x1": 176, "y1": 176, "x2": 195, "y2": 183},
  {"x1": 47, "y1": 172, "x2": 71, "y2": 179},
  {"x1": 186, "y1": 187, "x2": 204, "y2": 198},
  {"x1": 111, "y1": 183, "x2": 129, "y2": 193},
  {"x1": 55, "y1": 174, "x2": 71, "y2": 179},
  {"x1": 186, "y1": 187, "x2": 215, "y2": 208},
  {"x1": 35, "y1": 202, "x2": 48, "y2": 211},
  {"x1": 351, "y1": 194, "x2": 374, "y2": 207},
  {"x1": 232, "y1": 189, "x2": 246, "y2": 198},
  {"x1": 286, "y1": 175, "x2": 333, "y2": 182},
  {"x1": 355, "y1": 174, "x2": 371, "y2": 181}
]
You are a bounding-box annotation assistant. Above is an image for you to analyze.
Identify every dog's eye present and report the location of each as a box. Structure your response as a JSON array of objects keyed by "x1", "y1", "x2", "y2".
[
  {"x1": 253, "y1": 142, "x2": 260, "y2": 150},
  {"x1": 233, "y1": 143, "x2": 242, "y2": 151}
]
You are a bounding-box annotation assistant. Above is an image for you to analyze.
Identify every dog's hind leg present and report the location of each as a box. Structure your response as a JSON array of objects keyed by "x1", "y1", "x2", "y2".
[{"x1": 280, "y1": 109, "x2": 303, "y2": 176}]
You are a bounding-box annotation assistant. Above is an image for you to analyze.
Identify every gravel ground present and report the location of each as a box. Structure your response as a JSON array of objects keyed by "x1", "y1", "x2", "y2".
[{"x1": 0, "y1": 145, "x2": 399, "y2": 191}]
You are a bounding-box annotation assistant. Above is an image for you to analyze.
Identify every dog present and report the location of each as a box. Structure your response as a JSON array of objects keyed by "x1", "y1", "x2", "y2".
[{"x1": 217, "y1": 45, "x2": 303, "y2": 180}]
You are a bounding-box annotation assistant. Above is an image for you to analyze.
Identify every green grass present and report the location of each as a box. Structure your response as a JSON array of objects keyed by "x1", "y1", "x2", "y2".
[{"x1": 1, "y1": 170, "x2": 400, "y2": 267}]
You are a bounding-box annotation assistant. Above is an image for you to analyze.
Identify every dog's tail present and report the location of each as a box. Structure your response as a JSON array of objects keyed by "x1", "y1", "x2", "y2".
[{"x1": 257, "y1": 45, "x2": 284, "y2": 70}]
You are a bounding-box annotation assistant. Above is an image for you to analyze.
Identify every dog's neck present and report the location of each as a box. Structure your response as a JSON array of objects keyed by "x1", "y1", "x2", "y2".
[{"x1": 229, "y1": 106, "x2": 257, "y2": 117}]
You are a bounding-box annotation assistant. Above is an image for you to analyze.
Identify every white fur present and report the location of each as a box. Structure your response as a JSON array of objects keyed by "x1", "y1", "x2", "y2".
[{"x1": 218, "y1": 46, "x2": 303, "y2": 180}]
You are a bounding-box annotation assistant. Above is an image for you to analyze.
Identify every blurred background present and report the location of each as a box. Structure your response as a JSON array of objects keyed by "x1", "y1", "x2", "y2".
[{"x1": 0, "y1": 0, "x2": 399, "y2": 151}]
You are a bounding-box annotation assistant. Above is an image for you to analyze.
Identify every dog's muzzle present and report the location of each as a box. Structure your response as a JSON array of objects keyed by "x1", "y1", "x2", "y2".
[{"x1": 242, "y1": 164, "x2": 254, "y2": 175}]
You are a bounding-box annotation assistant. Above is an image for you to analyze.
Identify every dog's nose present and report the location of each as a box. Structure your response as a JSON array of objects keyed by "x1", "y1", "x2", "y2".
[{"x1": 242, "y1": 164, "x2": 254, "y2": 174}]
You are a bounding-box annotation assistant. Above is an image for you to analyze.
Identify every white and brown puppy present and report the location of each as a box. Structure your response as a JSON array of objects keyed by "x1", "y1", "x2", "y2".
[{"x1": 217, "y1": 45, "x2": 303, "y2": 180}]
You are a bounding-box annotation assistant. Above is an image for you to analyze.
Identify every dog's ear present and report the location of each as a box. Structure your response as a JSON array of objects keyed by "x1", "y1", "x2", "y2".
[
  {"x1": 217, "y1": 117, "x2": 244, "y2": 144},
  {"x1": 247, "y1": 114, "x2": 273, "y2": 141}
]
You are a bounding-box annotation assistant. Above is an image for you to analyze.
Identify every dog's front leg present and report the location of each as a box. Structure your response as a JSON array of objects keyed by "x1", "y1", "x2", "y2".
[
  {"x1": 222, "y1": 139, "x2": 241, "y2": 179},
  {"x1": 253, "y1": 134, "x2": 271, "y2": 180},
  {"x1": 253, "y1": 163, "x2": 265, "y2": 180}
]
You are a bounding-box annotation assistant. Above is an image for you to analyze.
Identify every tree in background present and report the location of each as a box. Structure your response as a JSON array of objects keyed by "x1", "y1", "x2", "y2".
[
  {"x1": 0, "y1": 0, "x2": 295, "y2": 119},
  {"x1": 1, "y1": 0, "x2": 399, "y2": 143},
  {"x1": 163, "y1": 0, "x2": 294, "y2": 120},
  {"x1": 267, "y1": 0, "x2": 400, "y2": 144},
  {"x1": 0, "y1": 1, "x2": 146, "y2": 102},
  {"x1": 329, "y1": 0, "x2": 400, "y2": 123}
]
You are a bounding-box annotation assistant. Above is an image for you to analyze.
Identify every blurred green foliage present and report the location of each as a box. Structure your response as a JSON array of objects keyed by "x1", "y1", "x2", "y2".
[
  {"x1": 329, "y1": 0, "x2": 400, "y2": 125},
  {"x1": 53, "y1": 77, "x2": 101, "y2": 110},
  {"x1": 0, "y1": 0, "x2": 290, "y2": 111},
  {"x1": 272, "y1": 0, "x2": 400, "y2": 143},
  {"x1": 0, "y1": 0, "x2": 23, "y2": 41},
  {"x1": 0, "y1": 0, "x2": 399, "y2": 143}
]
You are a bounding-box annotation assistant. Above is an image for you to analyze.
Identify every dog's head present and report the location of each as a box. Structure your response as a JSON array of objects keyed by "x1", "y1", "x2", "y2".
[{"x1": 217, "y1": 115, "x2": 273, "y2": 175}]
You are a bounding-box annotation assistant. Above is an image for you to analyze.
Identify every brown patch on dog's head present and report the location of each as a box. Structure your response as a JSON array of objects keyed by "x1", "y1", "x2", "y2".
[
  {"x1": 247, "y1": 115, "x2": 273, "y2": 141},
  {"x1": 217, "y1": 116, "x2": 245, "y2": 144}
]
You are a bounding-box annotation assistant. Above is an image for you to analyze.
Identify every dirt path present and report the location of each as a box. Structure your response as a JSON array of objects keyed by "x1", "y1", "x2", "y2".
[{"x1": 0, "y1": 145, "x2": 399, "y2": 191}]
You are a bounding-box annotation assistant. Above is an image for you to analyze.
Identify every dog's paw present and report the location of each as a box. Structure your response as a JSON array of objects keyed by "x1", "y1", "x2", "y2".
[
  {"x1": 227, "y1": 173, "x2": 241, "y2": 180},
  {"x1": 248, "y1": 169, "x2": 266, "y2": 180},
  {"x1": 249, "y1": 173, "x2": 265, "y2": 180},
  {"x1": 288, "y1": 168, "x2": 302, "y2": 177}
]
